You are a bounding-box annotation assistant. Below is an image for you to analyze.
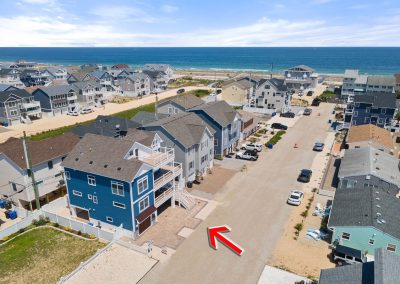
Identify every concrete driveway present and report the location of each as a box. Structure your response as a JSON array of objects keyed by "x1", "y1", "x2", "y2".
[{"x1": 140, "y1": 103, "x2": 334, "y2": 284}]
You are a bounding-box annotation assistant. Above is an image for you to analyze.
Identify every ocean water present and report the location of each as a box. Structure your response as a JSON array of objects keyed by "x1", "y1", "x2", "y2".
[{"x1": 0, "y1": 47, "x2": 399, "y2": 75}]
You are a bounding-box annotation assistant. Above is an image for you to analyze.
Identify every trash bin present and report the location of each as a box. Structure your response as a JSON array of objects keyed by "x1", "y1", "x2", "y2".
[
  {"x1": 328, "y1": 119, "x2": 332, "y2": 123},
  {"x1": 272, "y1": 112, "x2": 276, "y2": 117},
  {"x1": 267, "y1": 143, "x2": 274, "y2": 149},
  {"x1": 0, "y1": 199, "x2": 5, "y2": 209},
  {"x1": 8, "y1": 210, "x2": 17, "y2": 220},
  {"x1": 187, "y1": 181, "x2": 193, "y2": 188}
]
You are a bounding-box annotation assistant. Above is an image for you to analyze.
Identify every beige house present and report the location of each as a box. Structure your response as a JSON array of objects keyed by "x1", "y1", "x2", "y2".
[
  {"x1": 346, "y1": 124, "x2": 394, "y2": 154},
  {"x1": 221, "y1": 78, "x2": 255, "y2": 106}
]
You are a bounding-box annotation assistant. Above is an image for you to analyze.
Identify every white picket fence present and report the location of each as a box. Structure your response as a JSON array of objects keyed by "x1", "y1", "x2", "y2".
[
  {"x1": 0, "y1": 210, "x2": 41, "y2": 240},
  {"x1": 0, "y1": 208, "x2": 115, "y2": 242}
]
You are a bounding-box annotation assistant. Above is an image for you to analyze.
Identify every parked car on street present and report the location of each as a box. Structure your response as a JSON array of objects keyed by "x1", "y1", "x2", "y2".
[
  {"x1": 241, "y1": 143, "x2": 262, "y2": 152},
  {"x1": 177, "y1": 88, "x2": 185, "y2": 94},
  {"x1": 280, "y1": 112, "x2": 295, "y2": 118},
  {"x1": 297, "y1": 169, "x2": 312, "y2": 183},
  {"x1": 303, "y1": 108, "x2": 312, "y2": 116},
  {"x1": 67, "y1": 110, "x2": 79, "y2": 116},
  {"x1": 271, "y1": 123, "x2": 288, "y2": 130},
  {"x1": 80, "y1": 107, "x2": 94, "y2": 114},
  {"x1": 287, "y1": 190, "x2": 304, "y2": 206},
  {"x1": 313, "y1": 142, "x2": 325, "y2": 152},
  {"x1": 236, "y1": 151, "x2": 258, "y2": 161}
]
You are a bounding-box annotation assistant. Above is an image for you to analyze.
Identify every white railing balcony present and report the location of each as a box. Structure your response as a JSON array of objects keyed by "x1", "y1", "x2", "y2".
[
  {"x1": 67, "y1": 95, "x2": 77, "y2": 101},
  {"x1": 154, "y1": 186, "x2": 174, "y2": 207},
  {"x1": 140, "y1": 147, "x2": 174, "y2": 168},
  {"x1": 345, "y1": 108, "x2": 353, "y2": 114},
  {"x1": 153, "y1": 164, "x2": 182, "y2": 191}
]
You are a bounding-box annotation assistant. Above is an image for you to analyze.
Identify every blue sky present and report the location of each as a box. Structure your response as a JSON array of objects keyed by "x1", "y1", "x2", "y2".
[{"x1": 0, "y1": 0, "x2": 399, "y2": 46}]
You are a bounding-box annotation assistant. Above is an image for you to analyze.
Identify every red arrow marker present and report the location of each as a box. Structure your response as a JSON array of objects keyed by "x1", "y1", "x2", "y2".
[{"x1": 208, "y1": 225, "x2": 244, "y2": 256}]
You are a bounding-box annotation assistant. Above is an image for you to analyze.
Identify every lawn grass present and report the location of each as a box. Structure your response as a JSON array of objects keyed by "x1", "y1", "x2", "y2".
[
  {"x1": 318, "y1": 91, "x2": 336, "y2": 102},
  {"x1": 185, "y1": 89, "x2": 211, "y2": 98},
  {"x1": 113, "y1": 102, "x2": 156, "y2": 120},
  {"x1": 0, "y1": 227, "x2": 104, "y2": 284},
  {"x1": 265, "y1": 130, "x2": 286, "y2": 146},
  {"x1": 168, "y1": 76, "x2": 212, "y2": 88}
]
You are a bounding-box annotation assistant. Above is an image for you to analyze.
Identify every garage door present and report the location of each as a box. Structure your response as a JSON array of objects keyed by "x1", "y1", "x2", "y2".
[{"x1": 138, "y1": 217, "x2": 151, "y2": 234}]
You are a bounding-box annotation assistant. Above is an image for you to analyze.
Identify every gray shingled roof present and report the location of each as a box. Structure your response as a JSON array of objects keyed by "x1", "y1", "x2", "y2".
[
  {"x1": 131, "y1": 111, "x2": 169, "y2": 126},
  {"x1": 319, "y1": 249, "x2": 400, "y2": 284},
  {"x1": 72, "y1": 80, "x2": 101, "y2": 90},
  {"x1": 353, "y1": 93, "x2": 396, "y2": 109},
  {"x1": 190, "y1": 100, "x2": 239, "y2": 128},
  {"x1": 35, "y1": 85, "x2": 76, "y2": 97},
  {"x1": 328, "y1": 187, "x2": 400, "y2": 239},
  {"x1": 0, "y1": 89, "x2": 32, "y2": 103},
  {"x1": 159, "y1": 94, "x2": 205, "y2": 110},
  {"x1": 143, "y1": 64, "x2": 171, "y2": 72},
  {"x1": 144, "y1": 112, "x2": 215, "y2": 148},
  {"x1": 367, "y1": 75, "x2": 396, "y2": 86},
  {"x1": 287, "y1": 65, "x2": 315, "y2": 72},
  {"x1": 338, "y1": 147, "x2": 400, "y2": 187},
  {"x1": 258, "y1": 78, "x2": 287, "y2": 92},
  {"x1": 61, "y1": 134, "x2": 144, "y2": 182}
]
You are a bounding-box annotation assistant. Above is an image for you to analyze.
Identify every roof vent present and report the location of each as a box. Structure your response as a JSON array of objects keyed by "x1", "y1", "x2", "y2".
[
  {"x1": 376, "y1": 204, "x2": 381, "y2": 208},
  {"x1": 376, "y1": 167, "x2": 380, "y2": 170},
  {"x1": 117, "y1": 167, "x2": 121, "y2": 171},
  {"x1": 75, "y1": 158, "x2": 79, "y2": 161},
  {"x1": 89, "y1": 161, "x2": 93, "y2": 164},
  {"x1": 381, "y1": 219, "x2": 386, "y2": 224},
  {"x1": 104, "y1": 164, "x2": 108, "y2": 168},
  {"x1": 377, "y1": 212, "x2": 382, "y2": 217},
  {"x1": 376, "y1": 197, "x2": 380, "y2": 201}
]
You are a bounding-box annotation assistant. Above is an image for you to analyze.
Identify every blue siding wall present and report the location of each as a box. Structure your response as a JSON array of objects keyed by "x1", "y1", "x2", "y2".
[
  {"x1": 131, "y1": 170, "x2": 155, "y2": 227},
  {"x1": 65, "y1": 167, "x2": 134, "y2": 230},
  {"x1": 352, "y1": 103, "x2": 395, "y2": 127}
]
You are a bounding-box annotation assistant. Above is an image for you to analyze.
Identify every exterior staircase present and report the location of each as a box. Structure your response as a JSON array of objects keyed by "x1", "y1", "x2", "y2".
[{"x1": 175, "y1": 185, "x2": 196, "y2": 210}]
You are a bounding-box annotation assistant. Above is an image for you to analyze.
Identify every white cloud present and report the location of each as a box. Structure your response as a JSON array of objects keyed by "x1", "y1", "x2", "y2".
[
  {"x1": 161, "y1": 4, "x2": 179, "y2": 13},
  {"x1": 0, "y1": 15, "x2": 399, "y2": 47},
  {"x1": 90, "y1": 5, "x2": 156, "y2": 23},
  {"x1": 20, "y1": 0, "x2": 55, "y2": 4}
]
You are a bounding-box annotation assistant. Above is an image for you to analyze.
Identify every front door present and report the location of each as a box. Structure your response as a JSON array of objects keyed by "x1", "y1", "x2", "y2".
[{"x1": 138, "y1": 217, "x2": 151, "y2": 234}]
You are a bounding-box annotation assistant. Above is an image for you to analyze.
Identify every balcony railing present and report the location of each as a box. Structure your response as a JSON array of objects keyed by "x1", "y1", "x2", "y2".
[
  {"x1": 67, "y1": 95, "x2": 77, "y2": 101},
  {"x1": 153, "y1": 164, "x2": 182, "y2": 191},
  {"x1": 140, "y1": 147, "x2": 174, "y2": 168},
  {"x1": 154, "y1": 186, "x2": 174, "y2": 207}
]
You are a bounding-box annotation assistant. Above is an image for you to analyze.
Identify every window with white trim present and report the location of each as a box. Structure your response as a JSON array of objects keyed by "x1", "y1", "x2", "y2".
[
  {"x1": 341, "y1": 232, "x2": 351, "y2": 240},
  {"x1": 137, "y1": 176, "x2": 148, "y2": 195},
  {"x1": 139, "y1": 196, "x2": 150, "y2": 213},
  {"x1": 87, "y1": 175, "x2": 96, "y2": 186},
  {"x1": 88, "y1": 194, "x2": 92, "y2": 200},
  {"x1": 168, "y1": 107, "x2": 173, "y2": 114},
  {"x1": 387, "y1": 244, "x2": 397, "y2": 252},
  {"x1": 106, "y1": 216, "x2": 113, "y2": 222},
  {"x1": 65, "y1": 171, "x2": 70, "y2": 180},
  {"x1": 93, "y1": 196, "x2": 98, "y2": 204},
  {"x1": 73, "y1": 190, "x2": 82, "y2": 197},
  {"x1": 111, "y1": 181, "x2": 124, "y2": 196},
  {"x1": 368, "y1": 239, "x2": 375, "y2": 245},
  {"x1": 113, "y1": 201, "x2": 126, "y2": 209}
]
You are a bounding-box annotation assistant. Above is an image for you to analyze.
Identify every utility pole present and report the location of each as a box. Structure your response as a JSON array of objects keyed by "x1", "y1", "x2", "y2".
[{"x1": 22, "y1": 131, "x2": 40, "y2": 210}]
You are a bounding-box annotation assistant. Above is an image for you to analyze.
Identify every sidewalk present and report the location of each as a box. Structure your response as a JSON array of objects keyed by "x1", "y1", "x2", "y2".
[{"x1": 0, "y1": 86, "x2": 209, "y2": 143}]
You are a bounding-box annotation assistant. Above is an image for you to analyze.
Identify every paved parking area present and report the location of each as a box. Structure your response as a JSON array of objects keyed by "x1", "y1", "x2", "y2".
[{"x1": 133, "y1": 200, "x2": 206, "y2": 250}]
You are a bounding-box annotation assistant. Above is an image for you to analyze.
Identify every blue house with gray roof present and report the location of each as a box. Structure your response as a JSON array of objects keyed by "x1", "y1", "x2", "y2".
[
  {"x1": 344, "y1": 93, "x2": 396, "y2": 129},
  {"x1": 328, "y1": 186, "x2": 400, "y2": 260},
  {"x1": 61, "y1": 131, "x2": 194, "y2": 237},
  {"x1": 188, "y1": 101, "x2": 241, "y2": 157}
]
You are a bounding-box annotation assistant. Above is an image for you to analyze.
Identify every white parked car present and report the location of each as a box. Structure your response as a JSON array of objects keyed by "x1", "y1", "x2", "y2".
[
  {"x1": 80, "y1": 107, "x2": 94, "y2": 114},
  {"x1": 67, "y1": 110, "x2": 79, "y2": 116},
  {"x1": 241, "y1": 143, "x2": 262, "y2": 152},
  {"x1": 287, "y1": 190, "x2": 304, "y2": 206},
  {"x1": 235, "y1": 151, "x2": 258, "y2": 161}
]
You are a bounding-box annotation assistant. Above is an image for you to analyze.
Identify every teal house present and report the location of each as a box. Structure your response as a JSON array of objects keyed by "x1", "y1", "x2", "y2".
[{"x1": 328, "y1": 186, "x2": 400, "y2": 260}]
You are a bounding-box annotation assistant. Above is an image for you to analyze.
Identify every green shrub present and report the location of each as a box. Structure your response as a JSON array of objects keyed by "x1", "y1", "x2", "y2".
[
  {"x1": 32, "y1": 216, "x2": 49, "y2": 227},
  {"x1": 265, "y1": 131, "x2": 286, "y2": 146},
  {"x1": 301, "y1": 211, "x2": 308, "y2": 218},
  {"x1": 18, "y1": 228, "x2": 25, "y2": 234},
  {"x1": 77, "y1": 230, "x2": 82, "y2": 236},
  {"x1": 294, "y1": 223, "x2": 303, "y2": 232},
  {"x1": 321, "y1": 215, "x2": 329, "y2": 231}
]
